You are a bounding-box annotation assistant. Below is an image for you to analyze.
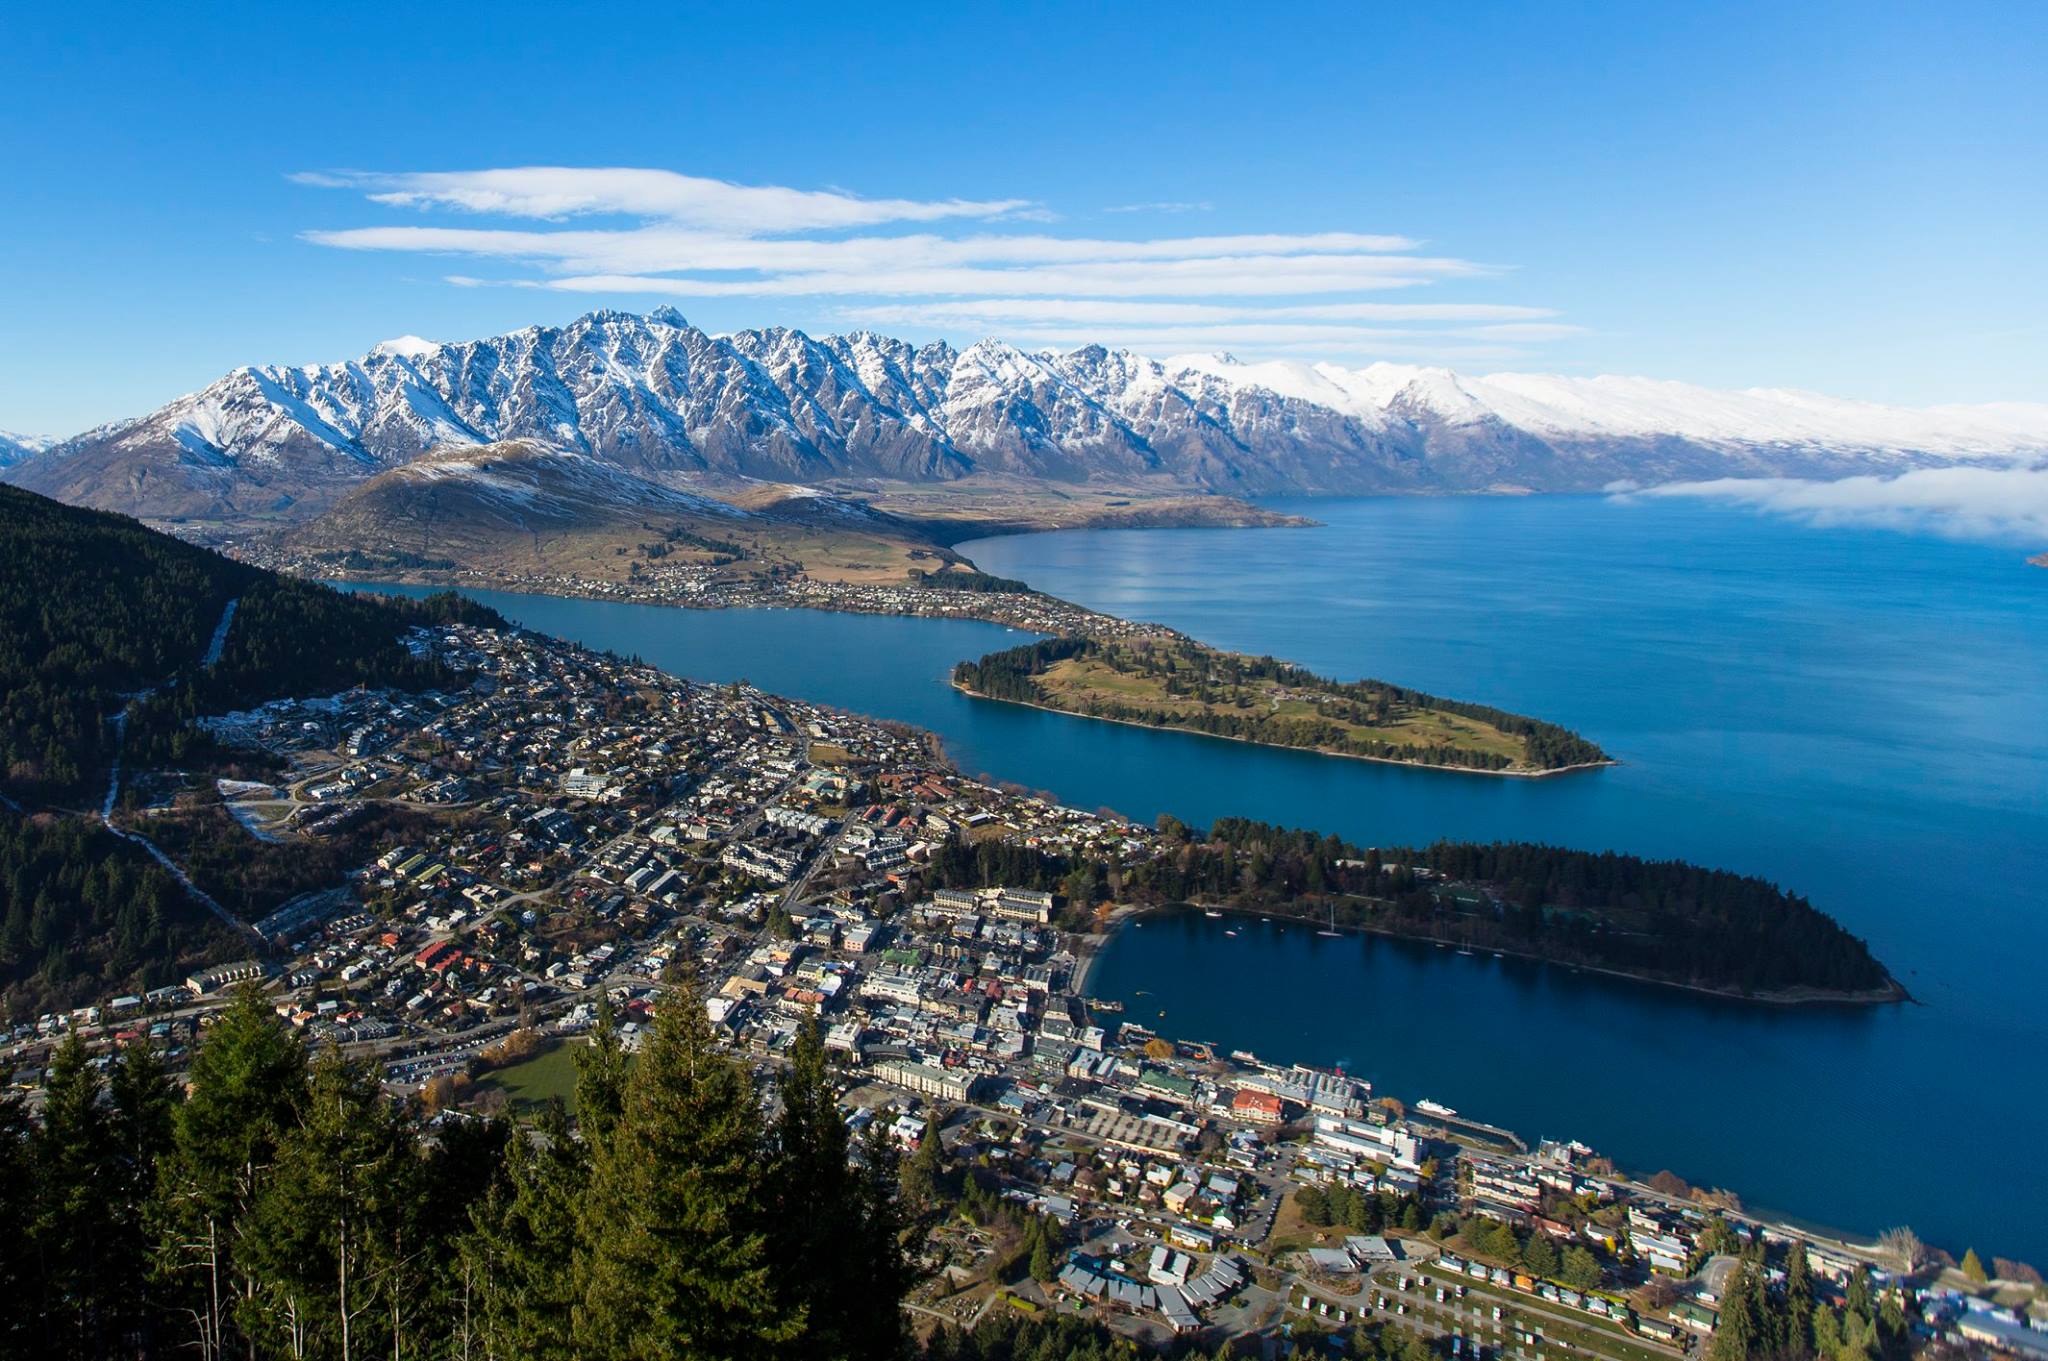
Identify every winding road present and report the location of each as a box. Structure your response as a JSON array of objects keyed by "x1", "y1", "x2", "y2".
[{"x1": 93, "y1": 596, "x2": 265, "y2": 946}]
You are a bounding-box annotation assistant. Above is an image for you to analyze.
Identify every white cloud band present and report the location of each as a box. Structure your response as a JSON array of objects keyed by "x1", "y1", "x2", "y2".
[
  {"x1": 1634, "y1": 466, "x2": 2048, "y2": 544},
  {"x1": 292, "y1": 167, "x2": 1033, "y2": 232},
  {"x1": 297, "y1": 165, "x2": 1570, "y2": 362}
]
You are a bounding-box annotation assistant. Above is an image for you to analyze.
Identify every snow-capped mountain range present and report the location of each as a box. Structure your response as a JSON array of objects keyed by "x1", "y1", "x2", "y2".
[
  {"x1": 9, "y1": 308, "x2": 2047, "y2": 522},
  {"x1": 0, "y1": 431, "x2": 56, "y2": 468}
]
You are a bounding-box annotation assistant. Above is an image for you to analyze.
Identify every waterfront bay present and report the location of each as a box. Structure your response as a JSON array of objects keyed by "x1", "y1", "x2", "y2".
[
  {"x1": 969, "y1": 495, "x2": 2048, "y2": 1260},
  {"x1": 363, "y1": 494, "x2": 2048, "y2": 1261}
]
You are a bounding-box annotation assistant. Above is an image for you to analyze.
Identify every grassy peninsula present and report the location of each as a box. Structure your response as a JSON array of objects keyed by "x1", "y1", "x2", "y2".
[{"x1": 953, "y1": 636, "x2": 1610, "y2": 775}]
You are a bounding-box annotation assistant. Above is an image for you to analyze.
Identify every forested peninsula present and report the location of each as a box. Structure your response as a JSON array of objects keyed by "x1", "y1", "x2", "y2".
[
  {"x1": 952, "y1": 637, "x2": 1610, "y2": 775},
  {"x1": 932, "y1": 818, "x2": 1903, "y2": 1004}
]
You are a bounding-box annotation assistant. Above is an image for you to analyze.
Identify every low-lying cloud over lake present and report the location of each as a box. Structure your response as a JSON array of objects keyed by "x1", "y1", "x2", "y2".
[{"x1": 1616, "y1": 464, "x2": 2048, "y2": 546}]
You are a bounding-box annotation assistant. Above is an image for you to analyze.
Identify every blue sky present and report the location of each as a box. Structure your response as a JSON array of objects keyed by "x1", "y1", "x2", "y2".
[{"x1": 2, "y1": 0, "x2": 2043, "y2": 436}]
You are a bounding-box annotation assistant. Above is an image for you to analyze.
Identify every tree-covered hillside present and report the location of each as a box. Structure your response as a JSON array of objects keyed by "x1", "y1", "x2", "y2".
[
  {"x1": 0, "y1": 486, "x2": 505, "y2": 1013},
  {"x1": 0, "y1": 485, "x2": 499, "y2": 803},
  {"x1": 0, "y1": 811, "x2": 241, "y2": 1018},
  {"x1": 0, "y1": 487, "x2": 253, "y2": 798}
]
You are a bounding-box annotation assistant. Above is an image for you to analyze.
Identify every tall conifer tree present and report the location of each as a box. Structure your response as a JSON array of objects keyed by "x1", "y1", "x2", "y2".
[
  {"x1": 1709, "y1": 1260, "x2": 1759, "y2": 1361},
  {"x1": 107, "y1": 1038, "x2": 177, "y2": 1354},
  {"x1": 573, "y1": 997, "x2": 629, "y2": 1148},
  {"x1": 1785, "y1": 1240, "x2": 1816, "y2": 1354},
  {"x1": 770, "y1": 1019, "x2": 912, "y2": 1361},
  {"x1": 150, "y1": 986, "x2": 310, "y2": 1361},
  {"x1": 0, "y1": 1092, "x2": 36, "y2": 1361},
  {"x1": 463, "y1": 1100, "x2": 587, "y2": 1361},
  {"x1": 32, "y1": 1030, "x2": 120, "y2": 1360},
  {"x1": 238, "y1": 1047, "x2": 425, "y2": 1361},
  {"x1": 574, "y1": 985, "x2": 801, "y2": 1361}
]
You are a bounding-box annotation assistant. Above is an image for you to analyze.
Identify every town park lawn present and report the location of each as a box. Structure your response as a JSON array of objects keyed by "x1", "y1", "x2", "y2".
[{"x1": 475, "y1": 1038, "x2": 581, "y2": 1111}]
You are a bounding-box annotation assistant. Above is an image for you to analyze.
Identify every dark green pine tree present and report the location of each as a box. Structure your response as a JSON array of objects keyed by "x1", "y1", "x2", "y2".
[
  {"x1": 236, "y1": 1046, "x2": 426, "y2": 1361},
  {"x1": 1878, "y1": 1287, "x2": 1910, "y2": 1361},
  {"x1": 1749, "y1": 1242, "x2": 1791, "y2": 1357},
  {"x1": 423, "y1": 1112, "x2": 512, "y2": 1356},
  {"x1": 463, "y1": 1100, "x2": 589, "y2": 1361},
  {"x1": 573, "y1": 983, "x2": 802, "y2": 1361},
  {"x1": 106, "y1": 1039, "x2": 177, "y2": 1355},
  {"x1": 1784, "y1": 1240, "x2": 1816, "y2": 1354},
  {"x1": 853, "y1": 1120, "x2": 915, "y2": 1306},
  {"x1": 0, "y1": 1091, "x2": 37, "y2": 1361},
  {"x1": 1835, "y1": 1303, "x2": 1882, "y2": 1361},
  {"x1": 901, "y1": 1106, "x2": 952, "y2": 1218},
  {"x1": 769, "y1": 1018, "x2": 912, "y2": 1361},
  {"x1": 423, "y1": 1112, "x2": 510, "y2": 1215},
  {"x1": 1560, "y1": 1244, "x2": 1603, "y2": 1291},
  {"x1": 149, "y1": 986, "x2": 310, "y2": 1361},
  {"x1": 1029, "y1": 1217, "x2": 1058, "y2": 1283},
  {"x1": 1709, "y1": 1259, "x2": 1760, "y2": 1361},
  {"x1": 31, "y1": 1030, "x2": 122, "y2": 1361},
  {"x1": 574, "y1": 997, "x2": 630, "y2": 1147},
  {"x1": 1845, "y1": 1265, "x2": 1873, "y2": 1327}
]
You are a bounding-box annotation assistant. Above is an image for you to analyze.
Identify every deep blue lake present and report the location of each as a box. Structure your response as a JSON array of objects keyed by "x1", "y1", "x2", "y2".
[{"x1": 358, "y1": 494, "x2": 2048, "y2": 1262}]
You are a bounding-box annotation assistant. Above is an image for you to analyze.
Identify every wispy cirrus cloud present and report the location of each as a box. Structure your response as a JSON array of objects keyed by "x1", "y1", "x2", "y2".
[
  {"x1": 1103, "y1": 200, "x2": 1214, "y2": 214},
  {"x1": 842, "y1": 299, "x2": 1561, "y2": 325},
  {"x1": 1631, "y1": 465, "x2": 2048, "y2": 544},
  {"x1": 446, "y1": 256, "x2": 1483, "y2": 300},
  {"x1": 304, "y1": 225, "x2": 1433, "y2": 275},
  {"x1": 291, "y1": 167, "x2": 1034, "y2": 231},
  {"x1": 297, "y1": 165, "x2": 1571, "y2": 362},
  {"x1": 832, "y1": 300, "x2": 1585, "y2": 354}
]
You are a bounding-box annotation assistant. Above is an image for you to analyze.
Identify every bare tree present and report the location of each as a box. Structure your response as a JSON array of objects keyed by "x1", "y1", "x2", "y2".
[{"x1": 1880, "y1": 1225, "x2": 1925, "y2": 1274}]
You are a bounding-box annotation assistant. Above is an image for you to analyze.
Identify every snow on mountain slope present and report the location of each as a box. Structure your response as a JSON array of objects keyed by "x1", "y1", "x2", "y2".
[
  {"x1": 10, "y1": 309, "x2": 2046, "y2": 522},
  {"x1": 274, "y1": 438, "x2": 965, "y2": 583},
  {"x1": 0, "y1": 431, "x2": 56, "y2": 468},
  {"x1": 1178, "y1": 354, "x2": 2048, "y2": 456},
  {"x1": 275, "y1": 440, "x2": 753, "y2": 563},
  {"x1": 1454, "y1": 372, "x2": 2046, "y2": 454},
  {"x1": 1169, "y1": 353, "x2": 1402, "y2": 425},
  {"x1": 364, "y1": 441, "x2": 746, "y2": 525}
]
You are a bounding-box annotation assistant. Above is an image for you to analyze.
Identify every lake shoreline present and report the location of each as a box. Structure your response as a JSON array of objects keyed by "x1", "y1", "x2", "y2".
[
  {"x1": 332, "y1": 562, "x2": 1614, "y2": 777},
  {"x1": 950, "y1": 679, "x2": 1618, "y2": 779},
  {"x1": 347, "y1": 493, "x2": 2048, "y2": 1263},
  {"x1": 319, "y1": 566, "x2": 1133, "y2": 639}
]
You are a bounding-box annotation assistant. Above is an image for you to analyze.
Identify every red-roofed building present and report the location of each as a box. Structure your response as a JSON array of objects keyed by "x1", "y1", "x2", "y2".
[{"x1": 1232, "y1": 1088, "x2": 1286, "y2": 1125}]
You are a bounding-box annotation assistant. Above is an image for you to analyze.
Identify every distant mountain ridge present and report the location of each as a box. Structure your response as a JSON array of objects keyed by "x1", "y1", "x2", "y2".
[
  {"x1": 312, "y1": 440, "x2": 749, "y2": 533},
  {"x1": 10, "y1": 308, "x2": 2047, "y2": 522},
  {"x1": 0, "y1": 430, "x2": 56, "y2": 468},
  {"x1": 272, "y1": 438, "x2": 938, "y2": 558}
]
